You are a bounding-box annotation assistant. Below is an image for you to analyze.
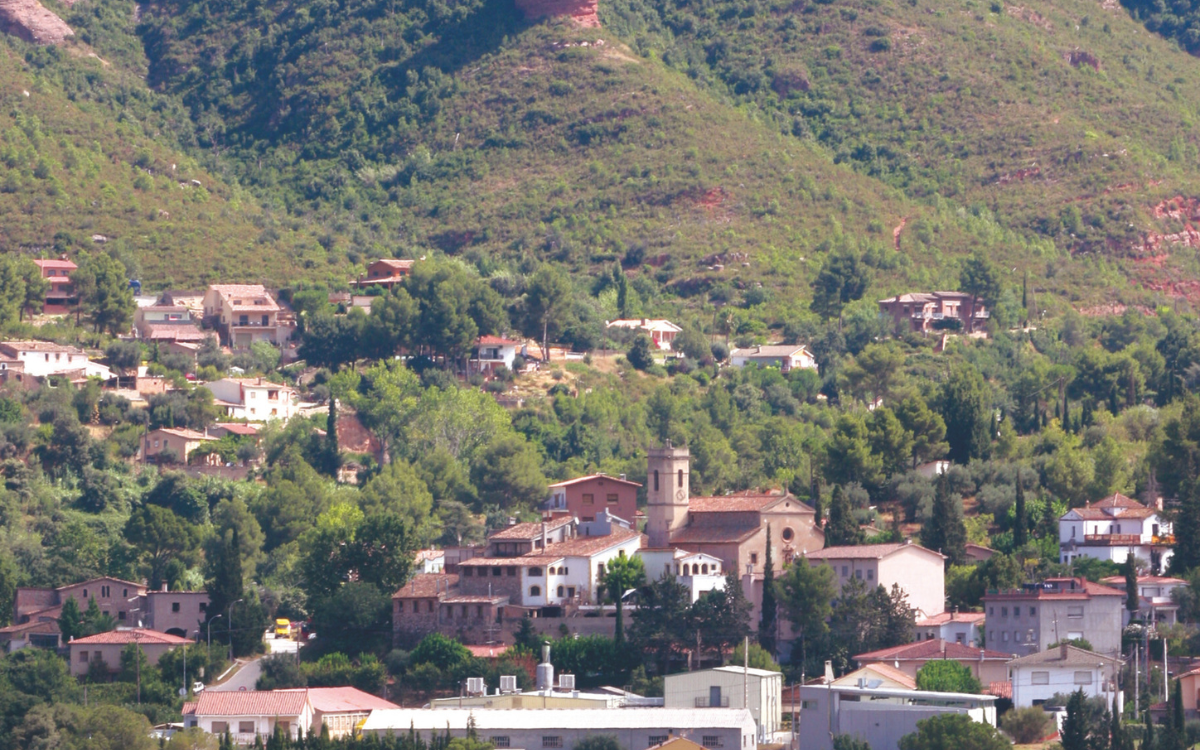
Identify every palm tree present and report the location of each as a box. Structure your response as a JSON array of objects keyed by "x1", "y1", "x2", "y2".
[{"x1": 601, "y1": 555, "x2": 645, "y2": 644}]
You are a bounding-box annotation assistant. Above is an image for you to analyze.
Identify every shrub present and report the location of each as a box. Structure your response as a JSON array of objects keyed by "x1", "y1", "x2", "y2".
[
  {"x1": 999, "y1": 707, "x2": 1053, "y2": 743},
  {"x1": 627, "y1": 335, "x2": 655, "y2": 371}
]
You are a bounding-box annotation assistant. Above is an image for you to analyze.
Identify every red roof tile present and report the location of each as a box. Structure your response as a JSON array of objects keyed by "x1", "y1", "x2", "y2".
[
  {"x1": 986, "y1": 681, "x2": 1013, "y2": 699},
  {"x1": 916, "y1": 611, "x2": 986, "y2": 627},
  {"x1": 33, "y1": 259, "x2": 77, "y2": 270},
  {"x1": 194, "y1": 690, "x2": 308, "y2": 717},
  {"x1": 306, "y1": 687, "x2": 398, "y2": 713},
  {"x1": 548, "y1": 474, "x2": 642, "y2": 489},
  {"x1": 805, "y1": 542, "x2": 944, "y2": 560},
  {"x1": 488, "y1": 516, "x2": 573, "y2": 541},
  {"x1": 854, "y1": 639, "x2": 1010, "y2": 662},
  {"x1": 70, "y1": 628, "x2": 191, "y2": 645},
  {"x1": 669, "y1": 524, "x2": 760, "y2": 545},
  {"x1": 689, "y1": 492, "x2": 789, "y2": 513},
  {"x1": 478, "y1": 335, "x2": 521, "y2": 346},
  {"x1": 392, "y1": 573, "x2": 459, "y2": 599}
]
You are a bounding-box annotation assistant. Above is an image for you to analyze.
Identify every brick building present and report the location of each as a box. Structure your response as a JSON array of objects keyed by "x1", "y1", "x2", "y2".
[{"x1": 545, "y1": 474, "x2": 640, "y2": 524}]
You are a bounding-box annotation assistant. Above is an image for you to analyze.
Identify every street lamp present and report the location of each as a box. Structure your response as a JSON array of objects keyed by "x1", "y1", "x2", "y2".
[
  {"x1": 208, "y1": 613, "x2": 223, "y2": 653},
  {"x1": 228, "y1": 599, "x2": 244, "y2": 663}
]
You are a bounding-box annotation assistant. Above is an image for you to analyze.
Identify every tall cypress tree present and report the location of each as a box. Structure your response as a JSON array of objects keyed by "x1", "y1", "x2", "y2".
[
  {"x1": 1174, "y1": 678, "x2": 1185, "y2": 733},
  {"x1": 1013, "y1": 469, "x2": 1028, "y2": 548},
  {"x1": 759, "y1": 526, "x2": 778, "y2": 657},
  {"x1": 205, "y1": 527, "x2": 244, "y2": 637},
  {"x1": 1170, "y1": 482, "x2": 1200, "y2": 575},
  {"x1": 1124, "y1": 552, "x2": 1140, "y2": 614},
  {"x1": 323, "y1": 396, "x2": 341, "y2": 477},
  {"x1": 811, "y1": 476, "x2": 824, "y2": 525},
  {"x1": 825, "y1": 486, "x2": 863, "y2": 547},
  {"x1": 1061, "y1": 690, "x2": 1090, "y2": 750},
  {"x1": 921, "y1": 472, "x2": 967, "y2": 565}
]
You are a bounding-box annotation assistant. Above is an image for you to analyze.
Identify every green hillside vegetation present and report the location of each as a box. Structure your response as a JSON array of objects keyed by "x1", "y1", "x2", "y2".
[
  {"x1": 0, "y1": 32, "x2": 332, "y2": 287},
  {"x1": 604, "y1": 0, "x2": 1200, "y2": 260}
]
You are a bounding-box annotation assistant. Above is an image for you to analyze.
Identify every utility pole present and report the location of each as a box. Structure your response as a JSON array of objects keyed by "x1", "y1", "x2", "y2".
[
  {"x1": 743, "y1": 635, "x2": 749, "y2": 713},
  {"x1": 1134, "y1": 642, "x2": 1139, "y2": 715}
]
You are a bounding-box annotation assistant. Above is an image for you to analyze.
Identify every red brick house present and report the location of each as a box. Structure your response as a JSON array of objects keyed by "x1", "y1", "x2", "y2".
[
  {"x1": 350, "y1": 259, "x2": 416, "y2": 290},
  {"x1": 32, "y1": 258, "x2": 78, "y2": 314},
  {"x1": 545, "y1": 474, "x2": 640, "y2": 523}
]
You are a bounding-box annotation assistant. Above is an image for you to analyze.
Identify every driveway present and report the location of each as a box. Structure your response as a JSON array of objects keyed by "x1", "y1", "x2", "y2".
[{"x1": 209, "y1": 633, "x2": 302, "y2": 692}]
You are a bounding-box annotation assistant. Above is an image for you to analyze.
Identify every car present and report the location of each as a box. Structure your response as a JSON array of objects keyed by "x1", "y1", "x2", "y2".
[{"x1": 193, "y1": 681, "x2": 205, "y2": 693}]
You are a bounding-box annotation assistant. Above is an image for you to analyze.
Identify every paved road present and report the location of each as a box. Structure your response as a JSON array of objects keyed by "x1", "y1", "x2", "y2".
[{"x1": 210, "y1": 634, "x2": 302, "y2": 692}]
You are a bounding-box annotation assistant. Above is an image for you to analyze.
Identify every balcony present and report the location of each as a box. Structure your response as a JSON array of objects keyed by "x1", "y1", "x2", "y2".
[
  {"x1": 230, "y1": 320, "x2": 279, "y2": 328},
  {"x1": 1083, "y1": 534, "x2": 1142, "y2": 544},
  {"x1": 695, "y1": 696, "x2": 731, "y2": 707}
]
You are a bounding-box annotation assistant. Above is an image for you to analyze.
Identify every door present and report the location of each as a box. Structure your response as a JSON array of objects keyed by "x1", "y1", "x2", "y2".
[{"x1": 710, "y1": 686, "x2": 722, "y2": 707}]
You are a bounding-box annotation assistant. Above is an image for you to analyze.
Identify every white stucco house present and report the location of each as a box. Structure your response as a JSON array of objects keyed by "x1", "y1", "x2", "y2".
[
  {"x1": 185, "y1": 687, "x2": 397, "y2": 742},
  {"x1": 1008, "y1": 644, "x2": 1123, "y2": 709},
  {"x1": 728, "y1": 345, "x2": 816, "y2": 372},
  {"x1": 637, "y1": 548, "x2": 727, "y2": 602},
  {"x1": 1059, "y1": 493, "x2": 1173, "y2": 572},
  {"x1": 606, "y1": 319, "x2": 683, "y2": 350},
  {"x1": 0, "y1": 340, "x2": 112, "y2": 380},
  {"x1": 1098, "y1": 574, "x2": 1187, "y2": 626},
  {"x1": 202, "y1": 377, "x2": 299, "y2": 421}
]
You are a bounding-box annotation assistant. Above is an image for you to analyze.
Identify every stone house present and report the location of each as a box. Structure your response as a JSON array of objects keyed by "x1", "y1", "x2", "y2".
[
  {"x1": 142, "y1": 427, "x2": 216, "y2": 464},
  {"x1": 69, "y1": 628, "x2": 191, "y2": 676},
  {"x1": 877, "y1": 292, "x2": 989, "y2": 335}
]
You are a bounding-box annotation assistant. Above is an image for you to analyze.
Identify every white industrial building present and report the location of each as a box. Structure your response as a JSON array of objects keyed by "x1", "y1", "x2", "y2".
[
  {"x1": 663, "y1": 667, "x2": 783, "y2": 741},
  {"x1": 360, "y1": 708, "x2": 757, "y2": 750},
  {"x1": 795, "y1": 683, "x2": 997, "y2": 750}
]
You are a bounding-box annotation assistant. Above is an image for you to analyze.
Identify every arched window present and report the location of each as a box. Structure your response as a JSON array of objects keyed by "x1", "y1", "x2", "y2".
[
  {"x1": 701, "y1": 564, "x2": 708, "y2": 575},
  {"x1": 530, "y1": 586, "x2": 541, "y2": 597},
  {"x1": 678, "y1": 469, "x2": 684, "y2": 488},
  {"x1": 653, "y1": 470, "x2": 659, "y2": 492},
  {"x1": 557, "y1": 586, "x2": 565, "y2": 597}
]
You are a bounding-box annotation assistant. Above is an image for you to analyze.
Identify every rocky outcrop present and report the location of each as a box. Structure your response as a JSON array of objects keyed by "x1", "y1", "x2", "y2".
[
  {"x1": 0, "y1": 0, "x2": 73, "y2": 45},
  {"x1": 515, "y1": 0, "x2": 599, "y2": 27}
]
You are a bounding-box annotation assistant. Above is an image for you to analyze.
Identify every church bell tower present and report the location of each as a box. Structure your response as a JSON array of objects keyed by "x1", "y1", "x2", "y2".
[{"x1": 646, "y1": 441, "x2": 690, "y2": 548}]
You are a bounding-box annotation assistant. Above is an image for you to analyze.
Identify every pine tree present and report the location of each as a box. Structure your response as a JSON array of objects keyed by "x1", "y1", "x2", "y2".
[
  {"x1": 824, "y1": 485, "x2": 863, "y2": 547},
  {"x1": 921, "y1": 473, "x2": 967, "y2": 565},
  {"x1": 759, "y1": 526, "x2": 778, "y2": 657},
  {"x1": 1061, "y1": 689, "x2": 1090, "y2": 750},
  {"x1": 812, "y1": 477, "x2": 823, "y2": 525},
  {"x1": 58, "y1": 596, "x2": 82, "y2": 642},
  {"x1": 1013, "y1": 469, "x2": 1028, "y2": 548},
  {"x1": 1170, "y1": 483, "x2": 1200, "y2": 575},
  {"x1": 1124, "y1": 552, "x2": 1139, "y2": 614}
]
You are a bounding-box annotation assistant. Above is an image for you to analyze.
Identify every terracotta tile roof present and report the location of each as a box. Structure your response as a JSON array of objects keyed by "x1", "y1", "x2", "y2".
[
  {"x1": 548, "y1": 474, "x2": 642, "y2": 489},
  {"x1": 415, "y1": 549, "x2": 445, "y2": 562},
  {"x1": 306, "y1": 687, "x2": 398, "y2": 713},
  {"x1": 532, "y1": 527, "x2": 640, "y2": 558},
  {"x1": 854, "y1": 639, "x2": 1010, "y2": 663},
  {"x1": 1065, "y1": 493, "x2": 1158, "y2": 520},
  {"x1": 194, "y1": 689, "x2": 308, "y2": 717},
  {"x1": 1099, "y1": 575, "x2": 1187, "y2": 586},
  {"x1": 372, "y1": 259, "x2": 415, "y2": 270},
  {"x1": 984, "y1": 578, "x2": 1124, "y2": 600},
  {"x1": 466, "y1": 645, "x2": 508, "y2": 659},
  {"x1": 70, "y1": 628, "x2": 192, "y2": 645},
  {"x1": 59, "y1": 576, "x2": 145, "y2": 591},
  {"x1": 142, "y1": 324, "x2": 207, "y2": 341},
  {"x1": 916, "y1": 611, "x2": 987, "y2": 627},
  {"x1": 392, "y1": 573, "x2": 459, "y2": 599},
  {"x1": 986, "y1": 681, "x2": 1013, "y2": 699},
  {"x1": 0, "y1": 619, "x2": 61, "y2": 636},
  {"x1": 730, "y1": 345, "x2": 812, "y2": 358},
  {"x1": 213, "y1": 423, "x2": 262, "y2": 436},
  {"x1": 0, "y1": 340, "x2": 84, "y2": 354},
  {"x1": 488, "y1": 516, "x2": 573, "y2": 541},
  {"x1": 477, "y1": 335, "x2": 522, "y2": 346},
  {"x1": 805, "y1": 542, "x2": 944, "y2": 560},
  {"x1": 33, "y1": 258, "x2": 77, "y2": 270},
  {"x1": 1006, "y1": 644, "x2": 1122, "y2": 668},
  {"x1": 181, "y1": 701, "x2": 198, "y2": 716},
  {"x1": 442, "y1": 595, "x2": 506, "y2": 604},
  {"x1": 689, "y1": 492, "x2": 788, "y2": 513},
  {"x1": 669, "y1": 524, "x2": 760, "y2": 545}
]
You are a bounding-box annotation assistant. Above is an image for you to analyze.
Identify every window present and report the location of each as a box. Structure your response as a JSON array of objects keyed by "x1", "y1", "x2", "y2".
[
  {"x1": 598, "y1": 563, "x2": 605, "y2": 577},
  {"x1": 1067, "y1": 605, "x2": 1084, "y2": 619},
  {"x1": 529, "y1": 567, "x2": 543, "y2": 577},
  {"x1": 1074, "y1": 671, "x2": 1093, "y2": 685},
  {"x1": 491, "y1": 738, "x2": 511, "y2": 748},
  {"x1": 172, "y1": 602, "x2": 181, "y2": 613},
  {"x1": 1015, "y1": 632, "x2": 1022, "y2": 643},
  {"x1": 1031, "y1": 672, "x2": 1050, "y2": 685},
  {"x1": 543, "y1": 738, "x2": 563, "y2": 748},
  {"x1": 1029, "y1": 606, "x2": 1036, "y2": 616},
  {"x1": 492, "y1": 568, "x2": 502, "y2": 577},
  {"x1": 78, "y1": 650, "x2": 89, "y2": 662},
  {"x1": 239, "y1": 721, "x2": 255, "y2": 734},
  {"x1": 122, "y1": 589, "x2": 128, "y2": 597},
  {"x1": 678, "y1": 469, "x2": 684, "y2": 488},
  {"x1": 476, "y1": 606, "x2": 483, "y2": 617},
  {"x1": 866, "y1": 570, "x2": 874, "y2": 581},
  {"x1": 801, "y1": 700, "x2": 818, "y2": 710},
  {"x1": 583, "y1": 494, "x2": 595, "y2": 505},
  {"x1": 988, "y1": 607, "x2": 993, "y2": 616},
  {"x1": 558, "y1": 586, "x2": 565, "y2": 597},
  {"x1": 101, "y1": 585, "x2": 110, "y2": 598},
  {"x1": 750, "y1": 553, "x2": 758, "y2": 565},
  {"x1": 702, "y1": 737, "x2": 722, "y2": 748},
  {"x1": 607, "y1": 494, "x2": 618, "y2": 504},
  {"x1": 1001, "y1": 607, "x2": 1008, "y2": 617},
  {"x1": 464, "y1": 568, "x2": 474, "y2": 577},
  {"x1": 412, "y1": 601, "x2": 419, "y2": 613},
  {"x1": 1013, "y1": 607, "x2": 1020, "y2": 617},
  {"x1": 855, "y1": 570, "x2": 862, "y2": 580},
  {"x1": 461, "y1": 605, "x2": 468, "y2": 617},
  {"x1": 654, "y1": 471, "x2": 659, "y2": 492},
  {"x1": 212, "y1": 722, "x2": 229, "y2": 734},
  {"x1": 427, "y1": 601, "x2": 433, "y2": 612},
  {"x1": 507, "y1": 567, "x2": 517, "y2": 577},
  {"x1": 530, "y1": 586, "x2": 542, "y2": 597},
  {"x1": 568, "y1": 587, "x2": 575, "y2": 598},
  {"x1": 118, "y1": 611, "x2": 126, "y2": 620},
  {"x1": 649, "y1": 737, "x2": 669, "y2": 747},
  {"x1": 842, "y1": 566, "x2": 849, "y2": 577},
  {"x1": 782, "y1": 527, "x2": 794, "y2": 542},
  {"x1": 1002, "y1": 631, "x2": 1009, "y2": 642}
]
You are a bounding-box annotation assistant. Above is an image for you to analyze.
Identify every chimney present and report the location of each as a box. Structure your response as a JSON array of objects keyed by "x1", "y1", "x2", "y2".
[
  {"x1": 161, "y1": 582, "x2": 168, "y2": 592},
  {"x1": 1060, "y1": 642, "x2": 1069, "y2": 659},
  {"x1": 537, "y1": 644, "x2": 554, "y2": 691},
  {"x1": 619, "y1": 474, "x2": 627, "y2": 481}
]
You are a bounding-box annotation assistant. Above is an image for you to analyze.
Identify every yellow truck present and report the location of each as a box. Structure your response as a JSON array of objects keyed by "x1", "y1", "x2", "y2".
[{"x1": 274, "y1": 619, "x2": 291, "y2": 639}]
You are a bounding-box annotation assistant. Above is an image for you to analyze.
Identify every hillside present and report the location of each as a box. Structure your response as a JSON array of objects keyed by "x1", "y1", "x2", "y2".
[{"x1": 0, "y1": 0, "x2": 1195, "y2": 307}]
